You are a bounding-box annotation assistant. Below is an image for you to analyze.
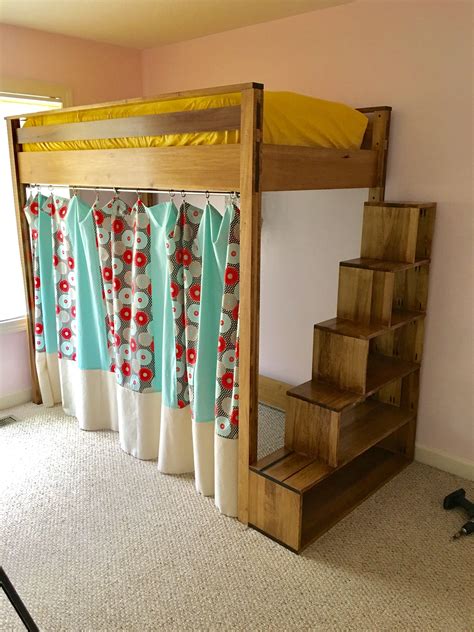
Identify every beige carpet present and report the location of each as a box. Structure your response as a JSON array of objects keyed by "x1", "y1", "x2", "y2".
[{"x1": 1, "y1": 403, "x2": 473, "y2": 632}]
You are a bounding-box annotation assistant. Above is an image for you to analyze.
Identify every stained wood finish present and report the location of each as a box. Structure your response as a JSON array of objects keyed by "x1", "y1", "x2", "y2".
[
  {"x1": 18, "y1": 144, "x2": 241, "y2": 191},
  {"x1": 237, "y1": 86, "x2": 263, "y2": 524},
  {"x1": 16, "y1": 105, "x2": 242, "y2": 143},
  {"x1": 7, "y1": 83, "x2": 263, "y2": 120},
  {"x1": 315, "y1": 310, "x2": 424, "y2": 340},
  {"x1": 337, "y1": 266, "x2": 394, "y2": 327},
  {"x1": 251, "y1": 447, "x2": 291, "y2": 472},
  {"x1": 371, "y1": 270, "x2": 394, "y2": 326},
  {"x1": 248, "y1": 471, "x2": 301, "y2": 552},
  {"x1": 338, "y1": 401, "x2": 413, "y2": 463},
  {"x1": 341, "y1": 257, "x2": 430, "y2": 273},
  {"x1": 365, "y1": 354, "x2": 419, "y2": 393},
  {"x1": 250, "y1": 449, "x2": 332, "y2": 492},
  {"x1": 313, "y1": 329, "x2": 368, "y2": 393},
  {"x1": 415, "y1": 206, "x2": 436, "y2": 258},
  {"x1": 258, "y1": 374, "x2": 293, "y2": 411},
  {"x1": 337, "y1": 266, "x2": 373, "y2": 325},
  {"x1": 284, "y1": 460, "x2": 333, "y2": 493},
  {"x1": 287, "y1": 379, "x2": 363, "y2": 413},
  {"x1": 365, "y1": 108, "x2": 391, "y2": 202},
  {"x1": 301, "y1": 447, "x2": 408, "y2": 549},
  {"x1": 251, "y1": 200, "x2": 434, "y2": 551},
  {"x1": 285, "y1": 397, "x2": 339, "y2": 467},
  {"x1": 361, "y1": 203, "x2": 421, "y2": 263},
  {"x1": 264, "y1": 452, "x2": 315, "y2": 482},
  {"x1": 261, "y1": 145, "x2": 377, "y2": 191},
  {"x1": 393, "y1": 263, "x2": 430, "y2": 313},
  {"x1": 370, "y1": 318, "x2": 425, "y2": 364},
  {"x1": 6, "y1": 119, "x2": 41, "y2": 404}
]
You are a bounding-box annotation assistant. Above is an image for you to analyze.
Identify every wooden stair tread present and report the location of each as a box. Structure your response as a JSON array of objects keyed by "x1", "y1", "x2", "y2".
[
  {"x1": 338, "y1": 400, "x2": 414, "y2": 463},
  {"x1": 364, "y1": 201, "x2": 436, "y2": 209},
  {"x1": 340, "y1": 257, "x2": 429, "y2": 272},
  {"x1": 249, "y1": 399, "x2": 413, "y2": 495},
  {"x1": 365, "y1": 354, "x2": 419, "y2": 395},
  {"x1": 250, "y1": 448, "x2": 334, "y2": 493},
  {"x1": 315, "y1": 310, "x2": 424, "y2": 340},
  {"x1": 287, "y1": 379, "x2": 363, "y2": 413}
]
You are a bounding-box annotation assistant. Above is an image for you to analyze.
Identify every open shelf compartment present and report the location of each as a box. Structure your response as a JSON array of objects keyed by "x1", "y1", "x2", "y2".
[{"x1": 249, "y1": 427, "x2": 411, "y2": 552}]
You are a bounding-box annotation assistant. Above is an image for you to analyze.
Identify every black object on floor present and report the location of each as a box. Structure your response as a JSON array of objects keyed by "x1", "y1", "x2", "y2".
[
  {"x1": 443, "y1": 488, "x2": 474, "y2": 540},
  {"x1": 0, "y1": 567, "x2": 39, "y2": 631}
]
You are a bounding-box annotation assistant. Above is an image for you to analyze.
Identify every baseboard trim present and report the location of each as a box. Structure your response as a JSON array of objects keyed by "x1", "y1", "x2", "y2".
[
  {"x1": 0, "y1": 388, "x2": 32, "y2": 411},
  {"x1": 415, "y1": 444, "x2": 474, "y2": 481}
]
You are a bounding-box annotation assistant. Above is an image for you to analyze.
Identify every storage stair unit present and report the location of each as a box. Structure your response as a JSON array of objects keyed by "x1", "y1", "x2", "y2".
[{"x1": 249, "y1": 201, "x2": 436, "y2": 552}]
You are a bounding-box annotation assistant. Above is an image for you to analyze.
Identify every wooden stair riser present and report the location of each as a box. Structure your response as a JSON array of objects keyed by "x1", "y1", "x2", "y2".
[
  {"x1": 285, "y1": 397, "x2": 340, "y2": 466},
  {"x1": 338, "y1": 266, "x2": 394, "y2": 326},
  {"x1": 361, "y1": 203, "x2": 436, "y2": 263},
  {"x1": 312, "y1": 329, "x2": 368, "y2": 393},
  {"x1": 370, "y1": 319, "x2": 424, "y2": 364},
  {"x1": 393, "y1": 263, "x2": 430, "y2": 312}
]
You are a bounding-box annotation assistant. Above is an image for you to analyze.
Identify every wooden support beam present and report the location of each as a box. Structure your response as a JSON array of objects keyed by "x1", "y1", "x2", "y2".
[
  {"x1": 238, "y1": 86, "x2": 263, "y2": 524},
  {"x1": 6, "y1": 119, "x2": 41, "y2": 404}
]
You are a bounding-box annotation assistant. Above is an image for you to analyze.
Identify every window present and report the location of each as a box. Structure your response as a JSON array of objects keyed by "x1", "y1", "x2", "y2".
[{"x1": 0, "y1": 93, "x2": 63, "y2": 326}]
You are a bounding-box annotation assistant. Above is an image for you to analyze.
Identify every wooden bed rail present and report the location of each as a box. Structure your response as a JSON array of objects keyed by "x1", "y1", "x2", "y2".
[{"x1": 16, "y1": 106, "x2": 242, "y2": 144}]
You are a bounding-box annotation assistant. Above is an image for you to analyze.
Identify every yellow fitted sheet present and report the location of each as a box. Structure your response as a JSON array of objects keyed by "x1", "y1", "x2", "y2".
[{"x1": 22, "y1": 91, "x2": 368, "y2": 152}]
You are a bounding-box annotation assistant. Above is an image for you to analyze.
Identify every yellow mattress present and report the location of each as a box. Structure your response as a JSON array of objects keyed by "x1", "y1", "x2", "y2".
[{"x1": 23, "y1": 91, "x2": 368, "y2": 152}]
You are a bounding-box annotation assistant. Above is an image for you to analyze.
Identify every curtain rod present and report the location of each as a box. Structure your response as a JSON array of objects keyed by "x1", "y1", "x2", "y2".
[{"x1": 27, "y1": 184, "x2": 239, "y2": 198}]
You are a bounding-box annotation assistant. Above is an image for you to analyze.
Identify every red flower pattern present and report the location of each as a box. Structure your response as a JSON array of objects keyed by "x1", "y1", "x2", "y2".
[
  {"x1": 135, "y1": 311, "x2": 149, "y2": 326},
  {"x1": 139, "y1": 367, "x2": 152, "y2": 381},
  {"x1": 112, "y1": 218, "x2": 124, "y2": 234},
  {"x1": 225, "y1": 266, "x2": 239, "y2": 285},
  {"x1": 61, "y1": 327, "x2": 72, "y2": 340},
  {"x1": 189, "y1": 284, "x2": 201, "y2": 302},
  {"x1": 134, "y1": 251, "x2": 147, "y2": 267},
  {"x1": 186, "y1": 348, "x2": 197, "y2": 365}
]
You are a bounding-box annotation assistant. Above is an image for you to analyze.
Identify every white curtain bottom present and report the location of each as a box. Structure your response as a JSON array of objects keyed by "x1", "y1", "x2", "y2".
[{"x1": 36, "y1": 362, "x2": 238, "y2": 516}]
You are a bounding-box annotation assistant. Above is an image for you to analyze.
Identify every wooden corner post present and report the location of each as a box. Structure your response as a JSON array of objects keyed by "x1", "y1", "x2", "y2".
[
  {"x1": 368, "y1": 107, "x2": 391, "y2": 203},
  {"x1": 238, "y1": 84, "x2": 264, "y2": 523},
  {"x1": 6, "y1": 118, "x2": 42, "y2": 404}
]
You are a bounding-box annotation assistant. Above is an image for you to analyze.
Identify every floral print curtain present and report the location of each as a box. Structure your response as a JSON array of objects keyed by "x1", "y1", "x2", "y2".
[{"x1": 24, "y1": 191, "x2": 241, "y2": 516}]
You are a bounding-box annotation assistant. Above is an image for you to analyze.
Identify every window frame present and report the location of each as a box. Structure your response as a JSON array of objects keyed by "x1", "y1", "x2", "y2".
[{"x1": 0, "y1": 78, "x2": 70, "y2": 333}]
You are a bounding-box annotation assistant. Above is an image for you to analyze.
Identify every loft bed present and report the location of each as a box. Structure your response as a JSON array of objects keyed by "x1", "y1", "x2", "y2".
[{"x1": 7, "y1": 82, "x2": 392, "y2": 532}]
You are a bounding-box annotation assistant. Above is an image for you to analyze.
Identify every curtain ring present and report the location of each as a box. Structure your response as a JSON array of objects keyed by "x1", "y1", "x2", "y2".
[
  {"x1": 169, "y1": 189, "x2": 175, "y2": 199},
  {"x1": 205, "y1": 191, "x2": 210, "y2": 200},
  {"x1": 181, "y1": 190, "x2": 186, "y2": 200}
]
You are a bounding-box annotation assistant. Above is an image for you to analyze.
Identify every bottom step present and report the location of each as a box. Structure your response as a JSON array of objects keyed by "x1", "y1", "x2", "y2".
[{"x1": 249, "y1": 445, "x2": 410, "y2": 552}]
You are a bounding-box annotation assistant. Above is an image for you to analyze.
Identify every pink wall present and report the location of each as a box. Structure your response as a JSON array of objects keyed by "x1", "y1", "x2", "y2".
[
  {"x1": 0, "y1": 23, "x2": 142, "y2": 105},
  {"x1": 0, "y1": 23, "x2": 143, "y2": 404},
  {"x1": 0, "y1": 331, "x2": 31, "y2": 400},
  {"x1": 143, "y1": 1, "x2": 473, "y2": 463}
]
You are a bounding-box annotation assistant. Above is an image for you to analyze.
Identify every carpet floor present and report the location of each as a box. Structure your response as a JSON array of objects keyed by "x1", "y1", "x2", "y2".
[{"x1": 1, "y1": 403, "x2": 473, "y2": 631}]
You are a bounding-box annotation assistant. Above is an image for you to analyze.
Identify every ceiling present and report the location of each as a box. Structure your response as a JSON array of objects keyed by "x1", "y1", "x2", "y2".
[{"x1": 0, "y1": 0, "x2": 352, "y2": 49}]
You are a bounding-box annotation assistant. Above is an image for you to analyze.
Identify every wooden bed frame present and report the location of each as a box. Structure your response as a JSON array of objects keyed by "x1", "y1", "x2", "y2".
[{"x1": 6, "y1": 82, "x2": 391, "y2": 526}]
